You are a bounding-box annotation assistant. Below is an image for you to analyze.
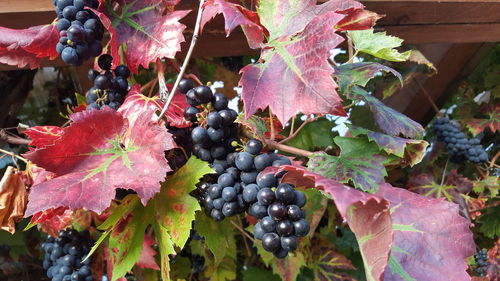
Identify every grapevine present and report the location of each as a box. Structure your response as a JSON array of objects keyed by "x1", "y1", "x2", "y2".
[{"x1": 0, "y1": 0, "x2": 497, "y2": 281}]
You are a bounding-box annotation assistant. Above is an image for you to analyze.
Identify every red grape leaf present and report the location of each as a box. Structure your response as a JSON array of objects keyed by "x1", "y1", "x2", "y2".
[
  {"x1": 240, "y1": 10, "x2": 347, "y2": 124},
  {"x1": 136, "y1": 234, "x2": 160, "y2": 270},
  {"x1": 24, "y1": 126, "x2": 64, "y2": 150},
  {"x1": 377, "y1": 183, "x2": 475, "y2": 281},
  {"x1": 23, "y1": 107, "x2": 174, "y2": 216},
  {"x1": 350, "y1": 126, "x2": 429, "y2": 166},
  {"x1": 336, "y1": 9, "x2": 382, "y2": 31},
  {"x1": 30, "y1": 207, "x2": 73, "y2": 237},
  {"x1": 118, "y1": 85, "x2": 191, "y2": 128},
  {"x1": 350, "y1": 86, "x2": 424, "y2": 138},
  {"x1": 335, "y1": 62, "x2": 402, "y2": 90},
  {"x1": 272, "y1": 165, "x2": 393, "y2": 281},
  {"x1": 0, "y1": 167, "x2": 28, "y2": 234},
  {"x1": 201, "y1": 0, "x2": 265, "y2": 49},
  {"x1": 102, "y1": 0, "x2": 190, "y2": 73},
  {"x1": 463, "y1": 104, "x2": 499, "y2": 136},
  {"x1": 0, "y1": 24, "x2": 59, "y2": 69},
  {"x1": 258, "y1": 0, "x2": 363, "y2": 41}
]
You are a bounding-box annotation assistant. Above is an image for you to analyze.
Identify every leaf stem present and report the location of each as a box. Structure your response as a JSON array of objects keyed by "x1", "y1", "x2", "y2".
[
  {"x1": 265, "y1": 139, "x2": 313, "y2": 157},
  {"x1": 0, "y1": 129, "x2": 30, "y2": 145},
  {"x1": 155, "y1": 0, "x2": 206, "y2": 121},
  {"x1": 156, "y1": 59, "x2": 168, "y2": 100},
  {"x1": 279, "y1": 116, "x2": 318, "y2": 144},
  {"x1": 230, "y1": 219, "x2": 255, "y2": 243},
  {"x1": 0, "y1": 148, "x2": 28, "y2": 164},
  {"x1": 469, "y1": 201, "x2": 500, "y2": 213}
]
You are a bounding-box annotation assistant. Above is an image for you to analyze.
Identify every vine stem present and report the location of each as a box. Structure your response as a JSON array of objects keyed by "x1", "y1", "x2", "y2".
[
  {"x1": 414, "y1": 77, "x2": 442, "y2": 116},
  {"x1": 469, "y1": 201, "x2": 500, "y2": 213},
  {"x1": 155, "y1": 0, "x2": 205, "y2": 122},
  {"x1": 279, "y1": 116, "x2": 317, "y2": 144},
  {"x1": 157, "y1": 59, "x2": 168, "y2": 100},
  {"x1": 0, "y1": 148, "x2": 28, "y2": 164},
  {"x1": 265, "y1": 140, "x2": 313, "y2": 157},
  {"x1": 0, "y1": 129, "x2": 30, "y2": 145},
  {"x1": 230, "y1": 219, "x2": 255, "y2": 243},
  {"x1": 269, "y1": 110, "x2": 276, "y2": 141}
]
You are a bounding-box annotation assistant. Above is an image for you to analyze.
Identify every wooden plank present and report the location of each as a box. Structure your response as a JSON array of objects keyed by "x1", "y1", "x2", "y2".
[
  {"x1": 364, "y1": 1, "x2": 500, "y2": 25},
  {"x1": 382, "y1": 23, "x2": 500, "y2": 43}
]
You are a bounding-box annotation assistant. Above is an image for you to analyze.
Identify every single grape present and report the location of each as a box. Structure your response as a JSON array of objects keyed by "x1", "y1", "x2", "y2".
[
  {"x1": 257, "y1": 188, "x2": 275, "y2": 206},
  {"x1": 235, "y1": 152, "x2": 254, "y2": 171},
  {"x1": 280, "y1": 236, "x2": 298, "y2": 251},
  {"x1": 240, "y1": 171, "x2": 258, "y2": 184},
  {"x1": 186, "y1": 89, "x2": 201, "y2": 107},
  {"x1": 246, "y1": 139, "x2": 263, "y2": 155},
  {"x1": 254, "y1": 153, "x2": 272, "y2": 171},
  {"x1": 94, "y1": 75, "x2": 111, "y2": 89},
  {"x1": 61, "y1": 47, "x2": 79, "y2": 65},
  {"x1": 213, "y1": 198, "x2": 224, "y2": 210},
  {"x1": 207, "y1": 127, "x2": 224, "y2": 142},
  {"x1": 191, "y1": 127, "x2": 209, "y2": 144},
  {"x1": 286, "y1": 205, "x2": 304, "y2": 221},
  {"x1": 213, "y1": 93, "x2": 228, "y2": 110},
  {"x1": 293, "y1": 190, "x2": 306, "y2": 208},
  {"x1": 178, "y1": 78, "x2": 194, "y2": 94},
  {"x1": 275, "y1": 183, "x2": 296, "y2": 204},
  {"x1": 268, "y1": 202, "x2": 287, "y2": 220},
  {"x1": 218, "y1": 173, "x2": 235, "y2": 188},
  {"x1": 222, "y1": 187, "x2": 237, "y2": 201},
  {"x1": 262, "y1": 233, "x2": 281, "y2": 252},
  {"x1": 256, "y1": 172, "x2": 277, "y2": 188},
  {"x1": 225, "y1": 167, "x2": 239, "y2": 180},
  {"x1": 254, "y1": 222, "x2": 265, "y2": 240},
  {"x1": 248, "y1": 203, "x2": 268, "y2": 219},
  {"x1": 219, "y1": 109, "x2": 236, "y2": 126},
  {"x1": 242, "y1": 184, "x2": 259, "y2": 203},
  {"x1": 293, "y1": 219, "x2": 310, "y2": 237},
  {"x1": 62, "y1": 5, "x2": 78, "y2": 20},
  {"x1": 276, "y1": 220, "x2": 294, "y2": 236},
  {"x1": 260, "y1": 216, "x2": 276, "y2": 233},
  {"x1": 207, "y1": 112, "x2": 223, "y2": 129},
  {"x1": 57, "y1": 18, "x2": 71, "y2": 30},
  {"x1": 211, "y1": 209, "x2": 224, "y2": 221},
  {"x1": 273, "y1": 248, "x2": 288, "y2": 259},
  {"x1": 222, "y1": 201, "x2": 238, "y2": 217},
  {"x1": 208, "y1": 184, "x2": 222, "y2": 199},
  {"x1": 194, "y1": 85, "x2": 213, "y2": 104},
  {"x1": 184, "y1": 106, "x2": 199, "y2": 122}
]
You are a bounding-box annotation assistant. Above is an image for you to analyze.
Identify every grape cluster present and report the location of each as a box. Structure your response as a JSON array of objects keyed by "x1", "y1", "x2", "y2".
[
  {"x1": 475, "y1": 249, "x2": 489, "y2": 276},
  {"x1": 432, "y1": 117, "x2": 488, "y2": 164},
  {"x1": 41, "y1": 229, "x2": 94, "y2": 281},
  {"x1": 53, "y1": 0, "x2": 104, "y2": 66},
  {"x1": 86, "y1": 54, "x2": 130, "y2": 110}
]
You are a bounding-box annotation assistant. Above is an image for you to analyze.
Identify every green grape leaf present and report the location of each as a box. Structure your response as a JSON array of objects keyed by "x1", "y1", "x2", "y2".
[
  {"x1": 283, "y1": 118, "x2": 336, "y2": 151},
  {"x1": 153, "y1": 156, "x2": 212, "y2": 249},
  {"x1": 108, "y1": 200, "x2": 153, "y2": 281},
  {"x1": 308, "y1": 137, "x2": 388, "y2": 193},
  {"x1": 350, "y1": 126, "x2": 429, "y2": 166},
  {"x1": 243, "y1": 267, "x2": 281, "y2": 281},
  {"x1": 335, "y1": 62, "x2": 402, "y2": 90},
  {"x1": 309, "y1": 242, "x2": 356, "y2": 281},
  {"x1": 152, "y1": 222, "x2": 175, "y2": 281},
  {"x1": 478, "y1": 205, "x2": 500, "y2": 239},
  {"x1": 349, "y1": 29, "x2": 410, "y2": 62},
  {"x1": 203, "y1": 255, "x2": 237, "y2": 281},
  {"x1": 350, "y1": 87, "x2": 424, "y2": 138},
  {"x1": 195, "y1": 212, "x2": 236, "y2": 265}
]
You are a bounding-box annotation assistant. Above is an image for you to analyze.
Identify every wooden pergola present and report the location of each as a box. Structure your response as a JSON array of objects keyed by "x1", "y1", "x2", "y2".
[{"x1": 1, "y1": 0, "x2": 498, "y2": 125}]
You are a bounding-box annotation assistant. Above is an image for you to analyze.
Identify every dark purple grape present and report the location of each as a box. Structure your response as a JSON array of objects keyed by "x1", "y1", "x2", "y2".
[
  {"x1": 219, "y1": 109, "x2": 237, "y2": 125},
  {"x1": 276, "y1": 220, "x2": 294, "y2": 236},
  {"x1": 203, "y1": 196, "x2": 214, "y2": 211},
  {"x1": 98, "y1": 54, "x2": 113, "y2": 71},
  {"x1": 286, "y1": 205, "x2": 304, "y2": 221},
  {"x1": 83, "y1": 18, "x2": 99, "y2": 30},
  {"x1": 248, "y1": 203, "x2": 267, "y2": 219},
  {"x1": 240, "y1": 171, "x2": 258, "y2": 184},
  {"x1": 262, "y1": 233, "x2": 281, "y2": 252},
  {"x1": 293, "y1": 219, "x2": 310, "y2": 237},
  {"x1": 76, "y1": 10, "x2": 89, "y2": 22},
  {"x1": 213, "y1": 93, "x2": 228, "y2": 110},
  {"x1": 246, "y1": 139, "x2": 263, "y2": 155},
  {"x1": 61, "y1": 47, "x2": 79, "y2": 65},
  {"x1": 242, "y1": 184, "x2": 259, "y2": 203},
  {"x1": 281, "y1": 236, "x2": 298, "y2": 251},
  {"x1": 94, "y1": 75, "x2": 111, "y2": 89},
  {"x1": 68, "y1": 25, "x2": 85, "y2": 42},
  {"x1": 191, "y1": 127, "x2": 209, "y2": 144},
  {"x1": 207, "y1": 112, "x2": 222, "y2": 129},
  {"x1": 186, "y1": 89, "x2": 201, "y2": 107},
  {"x1": 254, "y1": 222, "x2": 264, "y2": 240},
  {"x1": 217, "y1": 173, "x2": 234, "y2": 188},
  {"x1": 62, "y1": 6, "x2": 77, "y2": 20},
  {"x1": 256, "y1": 172, "x2": 277, "y2": 188},
  {"x1": 225, "y1": 167, "x2": 239, "y2": 180},
  {"x1": 275, "y1": 183, "x2": 295, "y2": 204},
  {"x1": 268, "y1": 202, "x2": 287, "y2": 220},
  {"x1": 207, "y1": 127, "x2": 224, "y2": 142},
  {"x1": 178, "y1": 78, "x2": 194, "y2": 94},
  {"x1": 213, "y1": 198, "x2": 224, "y2": 210},
  {"x1": 260, "y1": 216, "x2": 276, "y2": 233},
  {"x1": 257, "y1": 188, "x2": 275, "y2": 206},
  {"x1": 254, "y1": 153, "x2": 272, "y2": 171},
  {"x1": 208, "y1": 184, "x2": 222, "y2": 199},
  {"x1": 184, "y1": 106, "x2": 199, "y2": 122},
  {"x1": 235, "y1": 152, "x2": 254, "y2": 171},
  {"x1": 293, "y1": 190, "x2": 306, "y2": 208},
  {"x1": 222, "y1": 201, "x2": 238, "y2": 217},
  {"x1": 114, "y1": 65, "x2": 130, "y2": 79},
  {"x1": 57, "y1": 18, "x2": 71, "y2": 30},
  {"x1": 194, "y1": 86, "x2": 213, "y2": 104},
  {"x1": 210, "y1": 209, "x2": 224, "y2": 221},
  {"x1": 273, "y1": 248, "x2": 288, "y2": 259},
  {"x1": 222, "y1": 187, "x2": 236, "y2": 201}
]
